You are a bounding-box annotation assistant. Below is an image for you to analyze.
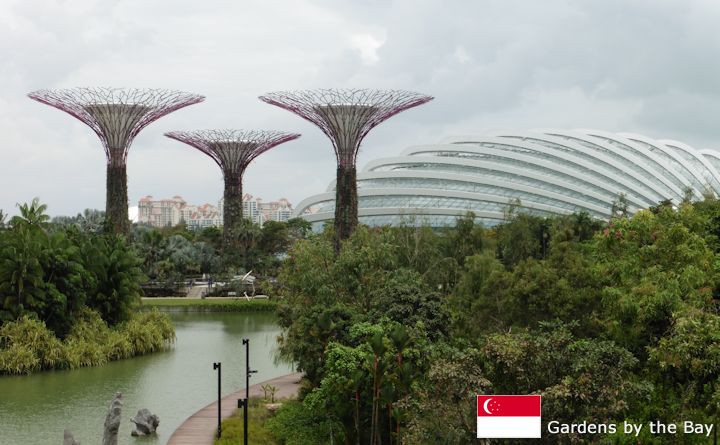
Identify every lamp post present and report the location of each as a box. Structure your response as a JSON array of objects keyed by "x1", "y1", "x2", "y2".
[
  {"x1": 237, "y1": 338, "x2": 257, "y2": 445},
  {"x1": 213, "y1": 362, "x2": 221, "y2": 438}
]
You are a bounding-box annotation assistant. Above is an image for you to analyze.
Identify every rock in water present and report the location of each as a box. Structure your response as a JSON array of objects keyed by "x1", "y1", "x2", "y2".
[
  {"x1": 63, "y1": 429, "x2": 80, "y2": 445},
  {"x1": 102, "y1": 392, "x2": 122, "y2": 445},
  {"x1": 130, "y1": 408, "x2": 160, "y2": 436}
]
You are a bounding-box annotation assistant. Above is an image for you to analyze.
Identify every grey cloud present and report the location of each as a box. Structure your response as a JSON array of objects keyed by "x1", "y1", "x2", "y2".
[{"x1": 3, "y1": 0, "x2": 720, "y2": 216}]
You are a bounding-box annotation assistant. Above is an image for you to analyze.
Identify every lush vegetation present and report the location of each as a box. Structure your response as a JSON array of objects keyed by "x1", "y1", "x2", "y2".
[
  {"x1": 0, "y1": 309, "x2": 174, "y2": 375},
  {"x1": 0, "y1": 199, "x2": 174, "y2": 375},
  {"x1": 270, "y1": 199, "x2": 720, "y2": 444},
  {"x1": 0, "y1": 199, "x2": 144, "y2": 334}
]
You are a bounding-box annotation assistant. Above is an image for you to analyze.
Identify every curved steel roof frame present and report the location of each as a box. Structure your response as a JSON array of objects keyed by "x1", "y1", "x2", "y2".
[{"x1": 295, "y1": 129, "x2": 720, "y2": 227}]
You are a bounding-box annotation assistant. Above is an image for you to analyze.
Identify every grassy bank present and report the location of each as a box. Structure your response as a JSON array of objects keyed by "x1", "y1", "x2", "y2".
[
  {"x1": 140, "y1": 298, "x2": 279, "y2": 313},
  {"x1": 215, "y1": 398, "x2": 279, "y2": 445},
  {"x1": 0, "y1": 309, "x2": 175, "y2": 375},
  {"x1": 216, "y1": 398, "x2": 323, "y2": 445}
]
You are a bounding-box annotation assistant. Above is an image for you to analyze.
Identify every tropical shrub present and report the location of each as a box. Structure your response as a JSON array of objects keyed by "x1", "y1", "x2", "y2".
[
  {"x1": 0, "y1": 200, "x2": 146, "y2": 333},
  {"x1": 0, "y1": 310, "x2": 174, "y2": 375}
]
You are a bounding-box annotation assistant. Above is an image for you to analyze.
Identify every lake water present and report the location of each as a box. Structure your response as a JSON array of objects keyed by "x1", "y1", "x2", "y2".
[{"x1": 0, "y1": 312, "x2": 293, "y2": 445}]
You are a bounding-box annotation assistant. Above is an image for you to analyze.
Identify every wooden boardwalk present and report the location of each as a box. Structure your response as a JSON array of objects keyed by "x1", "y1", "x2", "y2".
[{"x1": 167, "y1": 372, "x2": 303, "y2": 445}]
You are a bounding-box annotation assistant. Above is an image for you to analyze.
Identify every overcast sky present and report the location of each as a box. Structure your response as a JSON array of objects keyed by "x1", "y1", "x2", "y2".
[{"x1": 3, "y1": 0, "x2": 720, "y2": 217}]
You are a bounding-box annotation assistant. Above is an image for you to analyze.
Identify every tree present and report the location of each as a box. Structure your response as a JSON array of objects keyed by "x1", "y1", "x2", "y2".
[
  {"x1": 195, "y1": 226, "x2": 222, "y2": 251},
  {"x1": 442, "y1": 212, "x2": 487, "y2": 268},
  {"x1": 482, "y1": 323, "x2": 646, "y2": 444},
  {"x1": 287, "y1": 217, "x2": 312, "y2": 241},
  {"x1": 297, "y1": 323, "x2": 426, "y2": 445},
  {"x1": 259, "y1": 220, "x2": 290, "y2": 256},
  {"x1": 0, "y1": 222, "x2": 45, "y2": 323},
  {"x1": 450, "y1": 250, "x2": 509, "y2": 335},
  {"x1": 81, "y1": 234, "x2": 144, "y2": 326},
  {"x1": 12, "y1": 198, "x2": 50, "y2": 228},
  {"x1": 611, "y1": 192, "x2": 630, "y2": 219},
  {"x1": 51, "y1": 209, "x2": 105, "y2": 233},
  {"x1": 495, "y1": 214, "x2": 549, "y2": 267},
  {"x1": 403, "y1": 347, "x2": 491, "y2": 445},
  {"x1": 369, "y1": 269, "x2": 450, "y2": 340}
]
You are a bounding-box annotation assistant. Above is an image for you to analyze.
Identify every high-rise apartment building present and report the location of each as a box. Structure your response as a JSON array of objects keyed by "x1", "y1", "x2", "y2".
[
  {"x1": 235, "y1": 195, "x2": 292, "y2": 225},
  {"x1": 138, "y1": 195, "x2": 186, "y2": 227},
  {"x1": 138, "y1": 194, "x2": 292, "y2": 228}
]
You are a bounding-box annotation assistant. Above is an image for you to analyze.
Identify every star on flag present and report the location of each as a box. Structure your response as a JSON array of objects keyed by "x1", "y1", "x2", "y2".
[{"x1": 477, "y1": 395, "x2": 542, "y2": 438}]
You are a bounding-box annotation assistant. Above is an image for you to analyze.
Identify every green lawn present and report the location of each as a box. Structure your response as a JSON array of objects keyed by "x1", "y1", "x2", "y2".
[{"x1": 139, "y1": 298, "x2": 278, "y2": 312}]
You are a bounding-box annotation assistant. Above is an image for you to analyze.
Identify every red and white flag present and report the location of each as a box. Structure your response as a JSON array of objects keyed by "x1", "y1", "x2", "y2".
[{"x1": 477, "y1": 395, "x2": 542, "y2": 438}]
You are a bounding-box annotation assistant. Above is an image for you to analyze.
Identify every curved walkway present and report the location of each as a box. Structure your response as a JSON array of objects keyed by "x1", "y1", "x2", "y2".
[{"x1": 167, "y1": 372, "x2": 303, "y2": 445}]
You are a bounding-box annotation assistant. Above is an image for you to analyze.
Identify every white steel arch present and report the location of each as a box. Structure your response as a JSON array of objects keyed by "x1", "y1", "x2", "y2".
[
  {"x1": 363, "y1": 155, "x2": 650, "y2": 207},
  {"x1": 401, "y1": 138, "x2": 665, "y2": 205}
]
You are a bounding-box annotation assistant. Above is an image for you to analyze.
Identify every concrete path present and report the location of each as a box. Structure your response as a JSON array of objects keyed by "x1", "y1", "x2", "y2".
[{"x1": 167, "y1": 372, "x2": 303, "y2": 445}]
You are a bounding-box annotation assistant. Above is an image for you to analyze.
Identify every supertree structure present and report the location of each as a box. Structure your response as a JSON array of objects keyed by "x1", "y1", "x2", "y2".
[
  {"x1": 28, "y1": 87, "x2": 205, "y2": 235},
  {"x1": 259, "y1": 89, "x2": 433, "y2": 250},
  {"x1": 164, "y1": 129, "x2": 300, "y2": 250}
]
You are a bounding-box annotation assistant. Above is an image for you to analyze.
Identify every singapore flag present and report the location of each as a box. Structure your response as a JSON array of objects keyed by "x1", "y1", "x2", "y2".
[{"x1": 477, "y1": 395, "x2": 542, "y2": 438}]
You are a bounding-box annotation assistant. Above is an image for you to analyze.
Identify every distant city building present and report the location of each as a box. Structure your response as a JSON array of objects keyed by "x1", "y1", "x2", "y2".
[
  {"x1": 182, "y1": 203, "x2": 222, "y2": 230},
  {"x1": 226, "y1": 194, "x2": 293, "y2": 225},
  {"x1": 138, "y1": 195, "x2": 186, "y2": 227},
  {"x1": 275, "y1": 206, "x2": 292, "y2": 222},
  {"x1": 214, "y1": 194, "x2": 293, "y2": 225},
  {"x1": 138, "y1": 194, "x2": 292, "y2": 228},
  {"x1": 242, "y1": 196, "x2": 259, "y2": 224}
]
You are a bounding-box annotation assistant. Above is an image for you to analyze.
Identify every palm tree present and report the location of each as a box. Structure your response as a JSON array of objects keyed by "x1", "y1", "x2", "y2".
[
  {"x1": 0, "y1": 216, "x2": 45, "y2": 318},
  {"x1": 78, "y1": 209, "x2": 105, "y2": 233},
  {"x1": 12, "y1": 198, "x2": 50, "y2": 228}
]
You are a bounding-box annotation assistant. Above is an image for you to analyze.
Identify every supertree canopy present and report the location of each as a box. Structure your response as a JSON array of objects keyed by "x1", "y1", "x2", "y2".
[
  {"x1": 28, "y1": 87, "x2": 205, "y2": 235},
  {"x1": 164, "y1": 129, "x2": 300, "y2": 250},
  {"x1": 259, "y1": 89, "x2": 433, "y2": 250}
]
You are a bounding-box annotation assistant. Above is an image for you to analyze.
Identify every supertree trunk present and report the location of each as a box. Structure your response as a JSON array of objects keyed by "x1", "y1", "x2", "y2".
[
  {"x1": 223, "y1": 175, "x2": 243, "y2": 251},
  {"x1": 106, "y1": 158, "x2": 129, "y2": 235},
  {"x1": 334, "y1": 164, "x2": 358, "y2": 251}
]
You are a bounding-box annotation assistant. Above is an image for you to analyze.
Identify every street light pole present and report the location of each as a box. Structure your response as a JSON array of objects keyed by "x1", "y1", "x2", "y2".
[
  {"x1": 237, "y1": 338, "x2": 257, "y2": 445},
  {"x1": 213, "y1": 362, "x2": 221, "y2": 438}
]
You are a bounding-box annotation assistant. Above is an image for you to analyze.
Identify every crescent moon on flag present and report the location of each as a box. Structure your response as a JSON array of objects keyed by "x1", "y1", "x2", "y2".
[{"x1": 483, "y1": 398, "x2": 493, "y2": 415}]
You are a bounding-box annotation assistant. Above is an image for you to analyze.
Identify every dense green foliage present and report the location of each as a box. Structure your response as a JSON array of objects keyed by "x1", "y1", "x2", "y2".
[
  {"x1": 273, "y1": 202, "x2": 720, "y2": 444},
  {"x1": 0, "y1": 199, "x2": 144, "y2": 335},
  {"x1": 0, "y1": 308, "x2": 174, "y2": 375}
]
